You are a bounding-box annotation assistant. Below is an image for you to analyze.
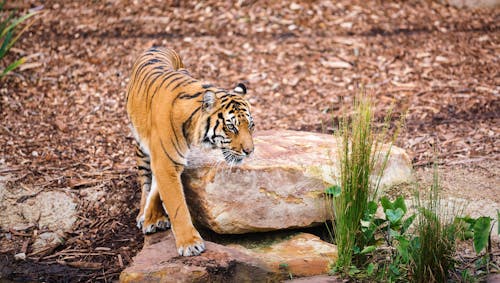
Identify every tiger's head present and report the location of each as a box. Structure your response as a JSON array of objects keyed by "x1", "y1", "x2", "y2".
[{"x1": 200, "y1": 83, "x2": 254, "y2": 165}]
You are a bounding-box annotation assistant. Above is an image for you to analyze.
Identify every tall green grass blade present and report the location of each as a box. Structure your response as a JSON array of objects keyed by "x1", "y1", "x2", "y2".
[
  {"x1": 0, "y1": 28, "x2": 13, "y2": 58},
  {"x1": 0, "y1": 57, "x2": 25, "y2": 78},
  {"x1": 6, "y1": 11, "x2": 38, "y2": 51},
  {"x1": 0, "y1": 11, "x2": 37, "y2": 38}
]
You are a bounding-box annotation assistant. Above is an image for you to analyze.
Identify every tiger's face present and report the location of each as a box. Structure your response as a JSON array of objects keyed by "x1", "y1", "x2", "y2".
[{"x1": 201, "y1": 83, "x2": 255, "y2": 165}]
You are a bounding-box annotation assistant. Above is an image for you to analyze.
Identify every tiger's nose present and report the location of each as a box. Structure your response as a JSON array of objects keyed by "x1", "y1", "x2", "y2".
[{"x1": 242, "y1": 146, "x2": 254, "y2": 156}]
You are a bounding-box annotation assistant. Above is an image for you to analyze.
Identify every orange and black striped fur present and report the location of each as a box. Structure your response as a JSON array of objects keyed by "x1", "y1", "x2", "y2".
[{"x1": 126, "y1": 47, "x2": 254, "y2": 256}]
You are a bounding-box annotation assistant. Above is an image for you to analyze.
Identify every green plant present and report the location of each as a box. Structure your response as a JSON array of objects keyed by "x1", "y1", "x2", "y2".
[
  {"x1": 455, "y1": 215, "x2": 493, "y2": 254},
  {"x1": 0, "y1": 0, "x2": 38, "y2": 78},
  {"x1": 327, "y1": 90, "x2": 402, "y2": 276},
  {"x1": 329, "y1": 90, "x2": 377, "y2": 275},
  {"x1": 409, "y1": 163, "x2": 459, "y2": 283},
  {"x1": 354, "y1": 196, "x2": 416, "y2": 282},
  {"x1": 455, "y1": 214, "x2": 498, "y2": 279}
]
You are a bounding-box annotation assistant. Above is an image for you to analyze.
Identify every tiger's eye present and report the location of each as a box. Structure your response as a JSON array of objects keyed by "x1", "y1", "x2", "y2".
[{"x1": 226, "y1": 123, "x2": 237, "y2": 133}]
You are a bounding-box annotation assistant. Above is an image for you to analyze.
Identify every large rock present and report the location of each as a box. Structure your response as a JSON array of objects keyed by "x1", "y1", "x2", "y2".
[{"x1": 182, "y1": 130, "x2": 412, "y2": 234}]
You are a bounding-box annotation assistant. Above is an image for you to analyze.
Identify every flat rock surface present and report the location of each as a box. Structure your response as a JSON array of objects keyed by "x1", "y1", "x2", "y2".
[
  {"x1": 120, "y1": 231, "x2": 275, "y2": 283},
  {"x1": 229, "y1": 233, "x2": 338, "y2": 277},
  {"x1": 183, "y1": 130, "x2": 413, "y2": 234}
]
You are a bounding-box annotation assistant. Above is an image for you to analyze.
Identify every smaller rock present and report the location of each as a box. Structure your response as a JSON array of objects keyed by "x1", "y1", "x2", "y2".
[
  {"x1": 286, "y1": 274, "x2": 343, "y2": 283},
  {"x1": 14, "y1": 253, "x2": 26, "y2": 261},
  {"x1": 120, "y1": 231, "x2": 275, "y2": 283},
  {"x1": 229, "y1": 233, "x2": 337, "y2": 277}
]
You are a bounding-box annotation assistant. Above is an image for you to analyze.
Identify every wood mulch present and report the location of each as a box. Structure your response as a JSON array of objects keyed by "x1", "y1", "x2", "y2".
[{"x1": 0, "y1": 0, "x2": 498, "y2": 281}]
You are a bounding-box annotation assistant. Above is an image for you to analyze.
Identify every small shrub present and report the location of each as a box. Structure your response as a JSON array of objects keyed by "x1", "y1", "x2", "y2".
[{"x1": 0, "y1": 0, "x2": 38, "y2": 79}]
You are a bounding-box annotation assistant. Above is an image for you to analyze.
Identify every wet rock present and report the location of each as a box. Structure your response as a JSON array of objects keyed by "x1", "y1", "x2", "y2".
[
  {"x1": 182, "y1": 130, "x2": 413, "y2": 234},
  {"x1": 120, "y1": 231, "x2": 276, "y2": 283},
  {"x1": 228, "y1": 233, "x2": 338, "y2": 277}
]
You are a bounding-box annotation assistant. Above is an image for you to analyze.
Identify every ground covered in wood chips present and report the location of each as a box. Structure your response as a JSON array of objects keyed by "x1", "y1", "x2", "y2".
[{"x1": 0, "y1": 0, "x2": 498, "y2": 282}]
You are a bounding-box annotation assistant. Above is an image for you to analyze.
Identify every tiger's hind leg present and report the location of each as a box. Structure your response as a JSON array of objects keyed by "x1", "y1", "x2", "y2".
[
  {"x1": 135, "y1": 143, "x2": 152, "y2": 229},
  {"x1": 135, "y1": 142, "x2": 170, "y2": 233},
  {"x1": 142, "y1": 179, "x2": 171, "y2": 234}
]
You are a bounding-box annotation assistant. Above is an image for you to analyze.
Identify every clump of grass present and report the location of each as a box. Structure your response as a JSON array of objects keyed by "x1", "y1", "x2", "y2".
[
  {"x1": 0, "y1": 0, "x2": 39, "y2": 79},
  {"x1": 410, "y1": 162, "x2": 460, "y2": 282},
  {"x1": 329, "y1": 89, "x2": 400, "y2": 275},
  {"x1": 332, "y1": 91, "x2": 375, "y2": 274}
]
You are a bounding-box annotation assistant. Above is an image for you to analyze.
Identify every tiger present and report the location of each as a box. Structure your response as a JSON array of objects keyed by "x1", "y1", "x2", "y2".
[{"x1": 126, "y1": 47, "x2": 255, "y2": 256}]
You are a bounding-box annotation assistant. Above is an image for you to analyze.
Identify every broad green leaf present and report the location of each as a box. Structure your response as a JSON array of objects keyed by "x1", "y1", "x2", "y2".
[
  {"x1": 360, "y1": 245, "x2": 376, "y2": 254},
  {"x1": 386, "y1": 208, "x2": 404, "y2": 224},
  {"x1": 396, "y1": 236, "x2": 410, "y2": 262},
  {"x1": 325, "y1": 185, "x2": 341, "y2": 197},
  {"x1": 393, "y1": 196, "x2": 407, "y2": 213},
  {"x1": 473, "y1": 216, "x2": 491, "y2": 254},
  {"x1": 389, "y1": 228, "x2": 401, "y2": 238},
  {"x1": 366, "y1": 263, "x2": 376, "y2": 276},
  {"x1": 380, "y1": 196, "x2": 393, "y2": 212},
  {"x1": 348, "y1": 266, "x2": 361, "y2": 276}
]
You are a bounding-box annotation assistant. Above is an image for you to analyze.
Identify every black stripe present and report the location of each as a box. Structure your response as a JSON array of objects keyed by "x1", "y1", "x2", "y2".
[
  {"x1": 170, "y1": 77, "x2": 192, "y2": 91},
  {"x1": 202, "y1": 83, "x2": 213, "y2": 89},
  {"x1": 169, "y1": 98, "x2": 186, "y2": 158},
  {"x1": 144, "y1": 71, "x2": 164, "y2": 103},
  {"x1": 164, "y1": 76, "x2": 183, "y2": 90},
  {"x1": 139, "y1": 172, "x2": 152, "y2": 178},
  {"x1": 160, "y1": 138, "x2": 185, "y2": 166},
  {"x1": 133, "y1": 60, "x2": 155, "y2": 87},
  {"x1": 138, "y1": 165, "x2": 150, "y2": 172},
  {"x1": 179, "y1": 91, "x2": 203, "y2": 99},
  {"x1": 203, "y1": 117, "x2": 211, "y2": 141},
  {"x1": 149, "y1": 72, "x2": 181, "y2": 110},
  {"x1": 182, "y1": 106, "x2": 201, "y2": 146},
  {"x1": 172, "y1": 79, "x2": 197, "y2": 91},
  {"x1": 212, "y1": 118, "x2": 221, "y2": 141},
  {"x1": 169, "y1": 113, "x2": 186, "y2": 159}
]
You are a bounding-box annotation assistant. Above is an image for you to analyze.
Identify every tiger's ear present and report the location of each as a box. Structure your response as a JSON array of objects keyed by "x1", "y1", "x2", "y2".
[
  {"x1": 202, "y1": 91, "x2": 216, "y2": 111},
  {"x1": 234, "y1": 83, "x2": 247, "y2": 95}
]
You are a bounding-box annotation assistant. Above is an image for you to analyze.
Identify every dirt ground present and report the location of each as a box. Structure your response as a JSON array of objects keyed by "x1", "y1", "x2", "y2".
[{"x1": 0, "y1": 0, "x2": 498, "y2": 282}]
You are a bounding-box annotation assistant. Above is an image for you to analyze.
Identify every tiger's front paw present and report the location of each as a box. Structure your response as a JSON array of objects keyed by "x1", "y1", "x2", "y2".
[{"x1": 176, "y1": 232, "x2": 205, "y2": 256}]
